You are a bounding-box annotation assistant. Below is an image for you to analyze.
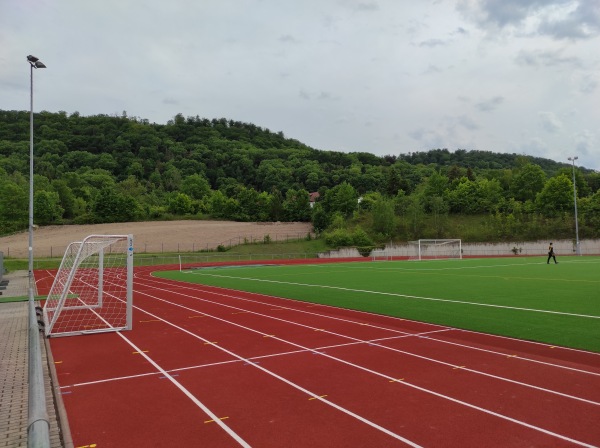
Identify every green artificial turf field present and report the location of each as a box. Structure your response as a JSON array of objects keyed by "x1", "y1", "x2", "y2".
[{"x1": 154, "y1": 257, "x2": 600, "y2": 352}]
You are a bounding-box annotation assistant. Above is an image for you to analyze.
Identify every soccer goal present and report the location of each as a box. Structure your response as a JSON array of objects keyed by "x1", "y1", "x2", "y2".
[
  {"x1": 43, "y1": 234, "x2": 133, "y2": 337},
  {"x1": 409, "y1": 239, "x2": 462, "y2": 261},
  {"x1": 371, "y1": 247, "x2": 392, "y2": 261}
]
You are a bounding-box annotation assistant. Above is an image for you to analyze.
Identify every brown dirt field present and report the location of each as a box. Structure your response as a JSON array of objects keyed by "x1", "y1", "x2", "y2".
[{"x1": 0, "y1": 221, "x2": 313, "y2": 258}]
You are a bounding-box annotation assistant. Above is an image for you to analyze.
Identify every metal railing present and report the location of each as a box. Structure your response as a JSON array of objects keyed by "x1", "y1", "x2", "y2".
[{"x1": 28, "y1": 285, "x2": 50, "y2": 447}]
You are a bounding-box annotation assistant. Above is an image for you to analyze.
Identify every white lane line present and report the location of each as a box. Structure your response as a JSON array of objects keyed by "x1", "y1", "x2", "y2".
[
  {"x1": 113, "y1": 331, "x2": 251, "y2": 448},
  {"x1": 128, "y1": 293, "x2": 424, "y2": 447},
  {"x1": 133, "y1": 286, "x2": 596, "y2": 447},
  {"x1": 136, "y1": 279, "x2": 600, "y2": 406},
  {"x1": 418, "y1": 334, "x2": 600, "y2": 377},
  {"x1": 139, "y1": 276, "x2": 600, "y2": 378}
]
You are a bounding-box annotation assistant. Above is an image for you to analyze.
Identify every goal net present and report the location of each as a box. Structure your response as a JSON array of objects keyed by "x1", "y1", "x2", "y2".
[
  {"x1": 371, "y1": 247, "x2": 392, "y2": 261},
  {"x1": 43, "y1": 234, "x2": 133, "y2": 337},
  {"x1": 409, "y1": 239, "x2": 462, "y2": 261}
]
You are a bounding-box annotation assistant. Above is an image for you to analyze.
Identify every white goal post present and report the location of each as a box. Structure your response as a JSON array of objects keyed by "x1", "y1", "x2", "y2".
[
  {"x1": 43, "y1": 234, "x2": 133, "y2": 337},
  {"x1": 409, "y1": 239, "x2": 462, "y2": 261}
]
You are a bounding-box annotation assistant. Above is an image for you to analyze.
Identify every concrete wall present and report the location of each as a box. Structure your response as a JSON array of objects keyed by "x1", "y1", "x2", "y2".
[{"x1": 320, "y1": 239, "x2": 600, "y2": 259}]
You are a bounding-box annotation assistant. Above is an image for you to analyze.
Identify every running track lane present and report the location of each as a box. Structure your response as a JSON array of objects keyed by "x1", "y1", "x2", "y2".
[{"x1": 39, "y1": 267, "x2": 600, "y2": 447}]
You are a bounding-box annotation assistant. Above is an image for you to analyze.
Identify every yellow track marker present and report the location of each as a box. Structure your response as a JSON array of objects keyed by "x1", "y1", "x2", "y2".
[
  {"x1": 309, "y1": 395, "x2": 328, "y2": 400},
  {"x1": 263, "y1": 335, "x2": 275, "y2": 338},
  {"x1": 314, "y1": 328, "x2": 325, "y2": 332},
  {"x1": 204, "y1": 341, "x2": 218, "y2": 345},
  {"x1": 132, "y1": 350, "x2": 149, "y2": 354},
  {"x1": 549, "y1": 346, "x2": 556, "y2": 349},
  {"x1": 204, "y1": 416, "x2": 229, "y2": 424},
  {"x1": 453, "y1": 366, "x2": 465, "y2": 370},
  {"x1": 389, "y1": 378, "x2": 405, "y2": 383},
  {"x1": 507, "y1": 354, "x2": 517, "y2": 358},
  {"x1": 54, "y1": 361, "x2": 63, "y2": 364},
  {"x1": 76, "y1": 444, "x2": 97, "y2": 447}
]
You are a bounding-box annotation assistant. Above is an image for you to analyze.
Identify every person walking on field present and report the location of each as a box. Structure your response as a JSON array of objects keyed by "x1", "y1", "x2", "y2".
[{"x1": 547, "y1": 242, "x2": 558, "y2": 264}]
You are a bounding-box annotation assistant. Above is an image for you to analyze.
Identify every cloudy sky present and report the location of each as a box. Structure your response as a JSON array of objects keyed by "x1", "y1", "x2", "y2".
[{"x1": 1, "y1": 0, "x2": 599, "y2": 170}]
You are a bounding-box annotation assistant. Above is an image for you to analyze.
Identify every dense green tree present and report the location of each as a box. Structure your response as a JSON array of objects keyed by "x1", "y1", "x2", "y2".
[
  {"x1": 92, "y1": 188, "x2": 139, "y2": 223},
  {"x1": 446, "y1": 177, "x2": 502, "y2": 214},
  {"x1": 33, "y1": 190, "x2": 63, "y2": 225},
  {"x1": 510, "y1": 163, "x2": 547, "y2": 202},
  {"x1": 208, "y1": 190, "x2": 240, "y2": 220},
  {"x1": 322, "y1": 182, "x2": 358, "y2": 218},
  {"x1": 371, "y1": 197, "x2": 396, "y2": 237},
  {"x1": 311, "y1": 203, "x2": 330, "y2": 234},
  {"x1": 0, "y1": 180, "x2": 27, "y2": 223},
  {"x1": 536, "y1": 175, "x2": 573, "y2": 217},
  {"x1": 269, "y1": 188, "x2": 285, "y2": 221},
  {"x1": 181, "y1": 174, "x2": 211, "y2": 200},
  {"x1": 168, "y1": 192, "x2": 194, "y2": 215},
  {"x1": 283, "y1": 189, "x2": 311, "y2": 222},
  {"x1": 51, "y1": 180, "x2": 76, "y2": 219}
]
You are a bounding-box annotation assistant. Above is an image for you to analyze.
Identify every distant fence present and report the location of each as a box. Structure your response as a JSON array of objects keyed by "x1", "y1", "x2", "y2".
[
  {"x1": 3, "y1": 232, "x2": 312, "y2": 259},
  {"x1": 130, "y1": 252, "x2": 320, "y2": 268}
]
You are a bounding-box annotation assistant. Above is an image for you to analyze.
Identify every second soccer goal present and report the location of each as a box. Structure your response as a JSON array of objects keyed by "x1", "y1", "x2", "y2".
[{"x1": 409, "y1": 239, "x2": 462, "y2": 261}]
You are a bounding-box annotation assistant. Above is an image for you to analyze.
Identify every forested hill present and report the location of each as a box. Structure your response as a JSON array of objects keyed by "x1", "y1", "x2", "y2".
[
  {"x1": 0, "y1": 110, "x2": 587, "y2": 183},
  {"x1": 1, "y1": 109, "x2": 599, "y2": 243}
]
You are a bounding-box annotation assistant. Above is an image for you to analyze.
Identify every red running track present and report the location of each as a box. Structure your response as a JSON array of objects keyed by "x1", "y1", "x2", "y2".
[{"x1": 36, "y1": 265, "x2": 600, "y2": 447}]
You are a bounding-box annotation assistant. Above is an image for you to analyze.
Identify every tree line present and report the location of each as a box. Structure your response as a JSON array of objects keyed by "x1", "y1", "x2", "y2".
[{"x1": 1, "y1": 109, "x2": 599, "y2": 246}]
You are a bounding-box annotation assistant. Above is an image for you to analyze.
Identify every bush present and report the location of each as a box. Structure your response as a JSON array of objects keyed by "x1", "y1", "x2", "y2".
[
  {"x1": 352, "y1": 226, "x2": 373, "y2": 247},
  {"x1": 324, "y1": 228, "x2": 354, "y2": 247}
]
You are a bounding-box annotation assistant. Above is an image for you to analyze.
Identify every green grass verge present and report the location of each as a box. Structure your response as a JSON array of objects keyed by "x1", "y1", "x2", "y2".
[
  {"x1": 0, "y1": 295, "x2": 45, "y2": 303},
  {"x1": 154, "y1": 256, "x2": 600, "y2": 353},
  {"x1": 2, "y1": 239, "x2": 331, "y2": 271}
]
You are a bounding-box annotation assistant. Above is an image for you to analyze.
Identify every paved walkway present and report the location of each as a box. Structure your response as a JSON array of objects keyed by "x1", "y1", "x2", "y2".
[{"x1": 0, "y1": 272, "x2": 65, "y2": 448}]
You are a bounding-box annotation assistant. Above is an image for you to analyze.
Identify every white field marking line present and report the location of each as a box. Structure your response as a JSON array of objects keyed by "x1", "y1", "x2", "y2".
[
  {"x1": 134, "y1": 279, "x2": 600, "y2": 407},
  {"x1": 140, "y1": 275, "x2": 600, "y2": 375},
  {"x1": 418, "y1": 334, "x2": 600, "y2": 377},
  {"x1": 191, "y1": 272, "x2": 600, "y2": 319},
  {"x1": 356, "y1": 260, "x2": 600, "y2": 273},
  {"x1": 59, "y1": 331, "x2": 445, "y2": 390},
  {"x1": 133, "y1": 288, "x2": 596, "y2": 448},
  {"x1": 112, "y1": 331, "x2": 252, "y2": 448},
  {"x1": 128, "y1": 290, "x2": 425, "y2": 448},
  {"x1": 58, "y1": 358, "x2": 243, "y2": 389},
  {"x1": 346, "y1": 263, "x2": 600, "y2": 284}
]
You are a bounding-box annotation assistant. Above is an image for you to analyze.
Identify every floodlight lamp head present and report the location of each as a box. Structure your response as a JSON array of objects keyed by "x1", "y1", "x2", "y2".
[
  {"x1": 35, "y1": 61, "x2": 46, "y2": 69},
  {"x1": 27, "y1": 55, "x2": 39, "y2": 63}
]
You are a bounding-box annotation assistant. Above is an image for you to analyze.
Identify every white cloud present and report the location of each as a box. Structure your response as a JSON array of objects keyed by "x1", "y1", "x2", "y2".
[
  {"x1": 0, "y1": 0, "x2": 598, "y2": 170},
  {"x1": 539, "y1": 112, "x2": 563, "y2": 133}
]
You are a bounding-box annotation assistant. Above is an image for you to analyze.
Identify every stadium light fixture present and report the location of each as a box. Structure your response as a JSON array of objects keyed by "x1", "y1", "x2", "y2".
[
  {"x1": 567, "y1": 156, "x2": 581, "y2": 256},
  {"x1": 27, "y1": 55, "x2": 46, "y2": 284}
]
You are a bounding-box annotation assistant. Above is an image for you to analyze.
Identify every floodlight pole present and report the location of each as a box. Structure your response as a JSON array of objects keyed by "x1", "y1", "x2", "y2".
[
  {"x1": 27, "y1": 55, "x2": 46, "y2": 285},
  {"x1": 567, "y1": 156, "x2": 581, "y2": 256},
  {"x1": 26, "y1": 54, "x2": 50, "y2": 448}
]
